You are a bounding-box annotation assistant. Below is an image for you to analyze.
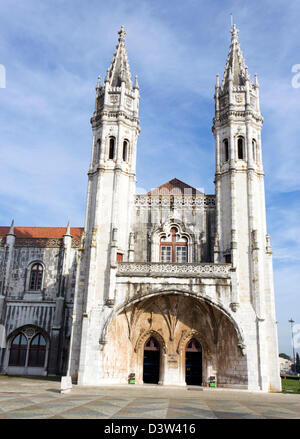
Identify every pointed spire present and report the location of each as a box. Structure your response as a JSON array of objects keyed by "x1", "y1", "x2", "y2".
[
  {"x1": 96, "y1": 75, "x2": 101, "y2": 95},
  {"x1": 64, "y1": 220, "x2": 71, "y2": 236},
  {"x1": 222, "y1": 23, "x2": 249, "y2": 87},
  {"x1": 134, "y1": 75, "x2": 139, "y2": 90},
  {"x1": 8, "y1": 219, "x2": 14, "y2": 235},
  {"x1": 105, "y1": 26, "x2": 132, "y2": 89}
]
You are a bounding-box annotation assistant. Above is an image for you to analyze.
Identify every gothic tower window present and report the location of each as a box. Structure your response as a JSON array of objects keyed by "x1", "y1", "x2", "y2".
[
  {"x1": 160, "y1": 227, "x2": 188, "y2": 263},
  {"x1": 109, "y1": 137, "x2": 115, "y2": 159},
  {"x1": 29, "y1": 263, "x2": 43, "y2": 291},
  {"x1": 96, "y1": 139, "x2": 101, "y2": 162},
  {"x1": 123, "y1": 139, "x2": 129, "y2": 162},
  {"x1": 237, "y1": 136, "x2": 244, "y2": 159},
  {"x1": 252, "y1": 139, "x2": 257, "y2": 162},
  {"x1": 223, "y1": 139, "x2": 229, "y2": 162}
]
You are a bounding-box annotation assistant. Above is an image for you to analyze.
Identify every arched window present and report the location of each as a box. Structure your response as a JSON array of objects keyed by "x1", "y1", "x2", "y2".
[
  {"x1": 28, "y1": 334, "x2": 46, "y2": 367},
  {"x1": 252, "y1": 139, "x2": 257, "y2": 162},
  {"x1": 109, "y1": 137, "x2": 115, "y2": 160},
  {"x1": 96, "y1": 139, "x2": 101, "y2": 162},
  {"x1": 123, "y1": 140, "x2": 128, "y2": 162},
  {"x1": 160, "y1": 227, "x2": 188, "y2": 263},
  {"x1": 9, "y1": 334, "x2": 27, "y2": 366},
  {"x1": 237, "y1": 137, "x2": 244, "y2": 159},
  {"x1": 29, "y1": 263, "x2": 43, "y2": 291},
  {"x1": 223, "y1": 139, "x2": 229, "y2": 162}
]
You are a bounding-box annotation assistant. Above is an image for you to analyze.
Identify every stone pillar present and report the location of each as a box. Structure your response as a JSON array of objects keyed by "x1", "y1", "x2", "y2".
[{"x1": 48, "y1": 296, "x2": 65, "y2": 375}]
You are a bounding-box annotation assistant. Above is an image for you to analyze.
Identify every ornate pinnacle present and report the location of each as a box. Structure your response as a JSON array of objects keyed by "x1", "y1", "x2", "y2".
[
  {"x1": 118, "y1": 25, "x2": 126, "y2": 42},
  {"x1": 230, "y1": 23, "x2": 239, "y2": 42},
  {"x1": 134, "y1": 75, "x2": 139, "y2": 90}
]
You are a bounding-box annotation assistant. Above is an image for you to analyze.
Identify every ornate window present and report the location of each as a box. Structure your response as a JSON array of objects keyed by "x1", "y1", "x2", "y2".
[
  {"x1": 8, "y1": 327, "x2": 48, "y2": 370},
  {"x1": 223, "y1": 139, "x2": 229, "y2": 162},
  {"x1": 237, "y1": 136, "x2": 244, "y2": 159},
  {"x1": 9, "y1": 333, "x2": 27, "y2": 366},
  {"x1": 28, "y1": 334, "x2": 46, "y2": 367},
  {"x1": 109, "y1": 137, "x2": 115, "y2": 159},
  {"x1": 29, "y1": 263, "x2": 43, "y2": 291},
  {"x1": 160, "y1": 226, "x2": 188, "y2": 263},
  {"x1": 123, "y1": 139, "x2": 129, "y2": 162}
]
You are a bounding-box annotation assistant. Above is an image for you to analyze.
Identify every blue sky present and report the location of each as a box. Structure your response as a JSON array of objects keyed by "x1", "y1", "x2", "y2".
[{"x1": 0, "y1": 0, "x2": 299, "y2": 357}]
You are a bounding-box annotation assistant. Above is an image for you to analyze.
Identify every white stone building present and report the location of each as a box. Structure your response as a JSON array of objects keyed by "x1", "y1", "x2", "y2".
[{"x1": 0, "y1": 25, "x2": 281, "y2": 391}]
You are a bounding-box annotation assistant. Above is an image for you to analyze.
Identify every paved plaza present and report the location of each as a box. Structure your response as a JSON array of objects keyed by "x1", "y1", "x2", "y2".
[{"x1": 0, "y1": 376, "x2": 299, "y2": 419}]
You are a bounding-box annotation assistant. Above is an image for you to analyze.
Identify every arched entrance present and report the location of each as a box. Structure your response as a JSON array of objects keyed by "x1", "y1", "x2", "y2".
[
  {"x1": 143, "y1": 337, "x2": 160, "y2": 384},
  {"x1": 185, "y1": 338, "x2": 202, "y2": 385}
]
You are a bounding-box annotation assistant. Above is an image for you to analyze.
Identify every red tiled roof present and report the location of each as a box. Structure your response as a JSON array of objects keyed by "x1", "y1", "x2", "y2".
[
  {"x1": 0, "y1": 227, "x2": 84, "y2": 239},
  {"x1": 148, "y1": 178, "x2": 202, "y2": 195}
]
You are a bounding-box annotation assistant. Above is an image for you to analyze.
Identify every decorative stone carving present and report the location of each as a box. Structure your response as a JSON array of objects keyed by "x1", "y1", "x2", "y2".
[{"x1": 117, "y1": 262, "x2": 230, "y2": 277}]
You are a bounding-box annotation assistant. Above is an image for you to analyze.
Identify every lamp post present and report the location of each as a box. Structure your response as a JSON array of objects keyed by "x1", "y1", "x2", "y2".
[{"x1": 289, "y1": 318, "x2": 296, "y2": 373}]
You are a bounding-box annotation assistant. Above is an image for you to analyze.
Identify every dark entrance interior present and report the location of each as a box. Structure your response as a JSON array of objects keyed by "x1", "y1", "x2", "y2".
[
  {"x1": 143, "y1": 337, "x2": 160, "y2": 384},
  {"x1": 185, "y1": 338, "x2": 202, "y2": 385}
]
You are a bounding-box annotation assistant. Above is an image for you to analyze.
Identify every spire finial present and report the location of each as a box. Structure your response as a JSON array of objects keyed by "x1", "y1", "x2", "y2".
[
  {"x1": 118, "y1": 25, "x2": 126, "y2": 42},
  {"x1": 8, "y1": 219, "x2": 14, "y2": 235},
  {"x1": 134, "y1": 75, "x2": 139, "y2": 90},
  {"x1": 230, "y1": 22, "x2": 239, "y2": 41}
]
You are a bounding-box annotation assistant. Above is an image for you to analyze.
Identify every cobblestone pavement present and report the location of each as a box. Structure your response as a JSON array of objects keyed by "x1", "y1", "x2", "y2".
[{"x1": 0, "y1": 376, "x2": 300, "y2": 419}]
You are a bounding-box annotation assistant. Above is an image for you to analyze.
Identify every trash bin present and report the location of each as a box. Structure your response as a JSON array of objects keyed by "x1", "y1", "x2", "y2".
[
  {"x1": 208, "y1": 376, "x2": 216, "y2": 387},
  {"x1": 128, "y1": 373, "x2": 135, "y2": 384}
]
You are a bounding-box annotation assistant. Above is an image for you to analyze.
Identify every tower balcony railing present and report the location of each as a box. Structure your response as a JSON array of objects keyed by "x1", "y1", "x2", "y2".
[{"x1": 117, "y1": 262, "x2": 231, "y2": 278}]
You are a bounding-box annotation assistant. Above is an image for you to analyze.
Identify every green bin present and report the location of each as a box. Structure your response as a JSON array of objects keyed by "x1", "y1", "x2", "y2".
[{"x1": 128, "y1": 373, "x2": 135, "y2": 384}]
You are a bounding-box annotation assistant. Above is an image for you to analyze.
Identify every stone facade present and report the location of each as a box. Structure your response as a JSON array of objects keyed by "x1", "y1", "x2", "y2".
[{"x1": 0, "y1": 25, "x2": 281, "y2": 391}]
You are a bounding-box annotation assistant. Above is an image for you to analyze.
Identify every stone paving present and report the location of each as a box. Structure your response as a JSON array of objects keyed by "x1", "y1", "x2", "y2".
[{"x1": 0, "y1": 376, "x2": 300, "y2": 419}]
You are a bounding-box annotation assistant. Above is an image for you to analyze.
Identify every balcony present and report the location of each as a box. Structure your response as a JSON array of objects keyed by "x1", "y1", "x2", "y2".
[{"x1": 117, "y1": 262, "x2": 231, "y2": 278}]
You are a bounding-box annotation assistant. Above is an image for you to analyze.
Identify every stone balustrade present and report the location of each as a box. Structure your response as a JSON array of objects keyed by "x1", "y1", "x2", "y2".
[{"x1": 117, "y1": 262, "x2": 231, "y2": 278}]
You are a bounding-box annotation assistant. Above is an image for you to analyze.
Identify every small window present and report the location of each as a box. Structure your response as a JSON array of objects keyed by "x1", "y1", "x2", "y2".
[
  {"x1": 237, "y1": 137, "x2": 244, "y2": 159},
  {"x1": 223, "y1": 139, "x2": 229, "y2": 162},
  {"x1": 123, "y1": 140, "x2": 128, "y2": 162},
  {"x1": 225, "y1": 254, "x2": 231, "y2": 263},
  {"x1": 161, "y1": 246, "x2": 172, "y2": 262},
  {"x1": 96, "y1": 139, "x2": 101, "y2": 162},
  {"x1": 109, "y1": 137, "x2": 115, "y2": 160},
  {"x1": 176, "y1": 246, "x2": 187, "y2": 263},
  {"x1": 29, "y1": 263, "x2": 43, "y2": 291},
  {"x1": 252, "y1": 139, "x2": 257, "y2": 162},
  {"x1": 116, "y1": 252, "x2": 123, "y2": 262}
]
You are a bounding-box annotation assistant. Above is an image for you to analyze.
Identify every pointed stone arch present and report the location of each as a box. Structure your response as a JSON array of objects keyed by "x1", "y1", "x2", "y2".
[{"x1": 134, "y1": 329, "x2": 166, "y2": 354}]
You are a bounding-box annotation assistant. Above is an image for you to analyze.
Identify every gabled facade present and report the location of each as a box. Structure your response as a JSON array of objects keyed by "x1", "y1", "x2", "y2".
[{"x1": 0, "y1": 25, "x2": 281, "y2": 391}]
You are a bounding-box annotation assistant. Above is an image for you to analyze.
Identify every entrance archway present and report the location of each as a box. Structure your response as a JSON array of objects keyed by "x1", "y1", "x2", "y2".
[
  {"x1": 143, "y1": 337, "x2": 160, "y2": 384},
  {"x1": 185, "y1": 338, "x2": 202, "y2": 385}
]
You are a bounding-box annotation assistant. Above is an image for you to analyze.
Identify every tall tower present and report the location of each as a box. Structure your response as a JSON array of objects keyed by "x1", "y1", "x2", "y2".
[
  {"x1": 212, "y1": 24, "x2": 281, "y2": 391},
  {"x1": 67, "y1": 26, "x2": 140, "y2": 384}
]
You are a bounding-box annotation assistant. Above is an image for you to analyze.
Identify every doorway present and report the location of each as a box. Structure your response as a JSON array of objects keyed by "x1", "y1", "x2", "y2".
[
  {"x1": 185, "y1": 338, "x2": 202, "y2": 385},
  {"x1": 143, "y1": 337, "x2": 160, "y2": 384}
]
